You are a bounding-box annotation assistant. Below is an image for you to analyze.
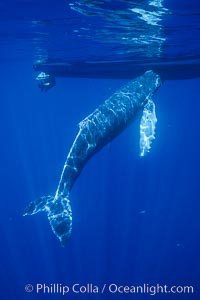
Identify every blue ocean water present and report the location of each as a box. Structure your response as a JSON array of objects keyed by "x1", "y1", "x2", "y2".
[{"x1": 0, "y1": 0, "x2": 200, "y2": 299}]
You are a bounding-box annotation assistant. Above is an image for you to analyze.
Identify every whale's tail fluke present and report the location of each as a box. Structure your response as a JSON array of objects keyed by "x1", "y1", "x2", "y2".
[{"x1": 23, "y1": 194, "x2": 72, "y2": 246}]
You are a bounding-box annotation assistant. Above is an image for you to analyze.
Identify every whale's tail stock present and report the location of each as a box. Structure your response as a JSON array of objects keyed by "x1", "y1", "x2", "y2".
[{"x1": 23, "y1": 193, "x2": 72, "y2": 246}]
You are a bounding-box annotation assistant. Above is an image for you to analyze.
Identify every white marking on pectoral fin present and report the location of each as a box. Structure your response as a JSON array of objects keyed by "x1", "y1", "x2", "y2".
[{"x1": 139, "y1": 96, "x2": 157, "y2": 157}]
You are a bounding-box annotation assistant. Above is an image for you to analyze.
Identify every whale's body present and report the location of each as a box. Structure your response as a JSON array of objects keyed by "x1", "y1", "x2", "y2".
[{"x1": 24, "y1": 70, "x2": 161, "y2": 245}]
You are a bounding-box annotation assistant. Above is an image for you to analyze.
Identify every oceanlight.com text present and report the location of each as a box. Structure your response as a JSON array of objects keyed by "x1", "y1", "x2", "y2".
[{"x1": 25, "y1": 283, "x2": 194, "y2": 296}]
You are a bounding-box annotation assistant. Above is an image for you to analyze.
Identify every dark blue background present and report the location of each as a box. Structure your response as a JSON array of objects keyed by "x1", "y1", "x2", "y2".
[
  {"x1": 0, "y1": 57, "x2": 200, "y2": 299},
  {"x1": 0, "y1": 0, "x2": 200, "y2": 298}
]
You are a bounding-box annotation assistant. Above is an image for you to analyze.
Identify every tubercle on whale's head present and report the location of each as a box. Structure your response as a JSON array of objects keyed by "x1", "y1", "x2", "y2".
[
  {"x1": 137, "y1": 70, "x2": 162, "y2": 108},
  {"x1": 155, "y1": 74, "x2": 162, "y2": 91},
  {"x1": 144, "y1": 70, "x2": 162, "y2": 90}
]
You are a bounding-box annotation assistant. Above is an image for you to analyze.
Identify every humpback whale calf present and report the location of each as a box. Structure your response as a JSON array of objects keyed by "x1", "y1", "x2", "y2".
[{"x1": 24, "y1": 70, "x2": 161, "y2": 245}]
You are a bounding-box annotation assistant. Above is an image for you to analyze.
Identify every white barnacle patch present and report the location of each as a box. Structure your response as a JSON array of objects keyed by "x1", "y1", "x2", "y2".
[{"x1": 139, "y1": 97, "x2": 157, "y2": 157}]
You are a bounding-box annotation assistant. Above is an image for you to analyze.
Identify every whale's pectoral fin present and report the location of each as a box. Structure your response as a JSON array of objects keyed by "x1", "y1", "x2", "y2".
[
  {"x1": 139, "y1": 96, "x2": 157, "y2": 157},
  {"x1": 23, "y1": 194, "x2": 72, "y2": 246}
]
